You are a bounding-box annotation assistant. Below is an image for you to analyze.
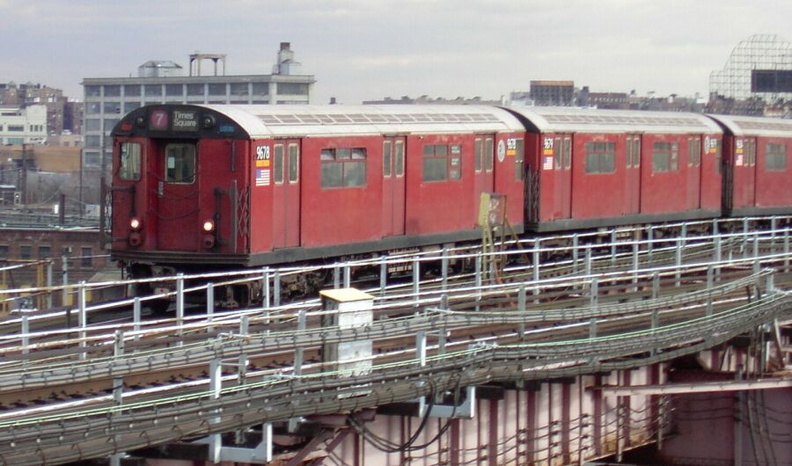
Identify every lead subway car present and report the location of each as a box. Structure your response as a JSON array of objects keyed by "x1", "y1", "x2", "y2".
[{"x1": 110, "y1": 104, "x2": 526, "y2": 303}]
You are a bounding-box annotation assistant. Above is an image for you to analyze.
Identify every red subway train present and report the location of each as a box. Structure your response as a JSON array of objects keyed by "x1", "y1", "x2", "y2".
[{"x1": 109, "y1": 104, "x2": 792, "y2": 305}]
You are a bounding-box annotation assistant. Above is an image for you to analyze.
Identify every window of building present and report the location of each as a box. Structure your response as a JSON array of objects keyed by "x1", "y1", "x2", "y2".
[
  {"x1": 321, "y1": 148, "x2": 367, "y2": 188},
  {"x1": 230, "y1": 83, "x2": 249, "y2": 97},
  {"x1": 38, "y1": 246, "x2": 51, "y2": 259},
  {"x1": 166, "y1": 84, "x2": 184, "y2": 97},
  {"x1": 186, "y1": 83, "x2": 205, "y2": 96},
  {"x1": 276, "y1": 83, "x2": 309, "y2": 95},
  {"x1": 85, "y1": 118, "x2": 101, "y2": 131},
  {"x1": 20, "y1": 245, "x2": 31, "y2": 260},
  {"x1": 84, "y1": 151, "x2": 101, "y2": 167},
  {"x1": 273, "y1": 144, "x2": 284, "y2": 184},
  {"x1": 104, "y1": 102, "x2": 121, "y2": 114},
  {"x1": 652, "y1": 142, "x2": 679, "y2": 173},
  {"x1": 85, "y1": 135, "x2": 100, "y2": 147},
  {"x1": 85, "y1": 85, "x2": 101, "y2": 97},
  {"x1": 144, "y1": 85, "x2": 162, "y2": 97},
  {"x1": 119, "y1": 142, "x2": 142, "y2": 180},
  {"x1": 252, "y1": 83, "x2": 269, "y2": 97},
  {"x1": 0, "y1": 245, "x2": 8, "y2": 259},
  {"x1": 124, "y1": 102, "x2": 141, "y2": 113},
  {"x1": 165, "y1": 143, "x2": 196, "y2": 183},
  {"x1": 87, "y1": 102, "x2": 101, "y2": 114},
  {"x1": 124, "y1": 85, "x2": 141, "y2": 97},
  {"x1": 423, "y1": 144, "x2": 462, "y2": 182},
  {"x1": 584, "y1": 142, "x2": 616, "y2": 174},
  {"x1": 7, "y1": 125, "x2": 23, "y2": 132},
  {"x1": 688, "y1": 137, "x2": 701, "y2": 167},
  {"x1": 208, "y1": 83, "x2": 226, "y2": 96},
  {"x1": 104, "y1": 85, "x2": 121, "y2": 97},
  {"x1": 766, "y1": 143, "x2": 787, "y2": 171},
  {"x1": 81, "y1": 247, "x2": 93, "y2": 268}
]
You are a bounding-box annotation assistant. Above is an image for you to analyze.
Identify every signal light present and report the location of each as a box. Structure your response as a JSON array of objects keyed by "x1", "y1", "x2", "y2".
[
  {"x1": 130, "y1": 217, "x2": 142, "y2": 231},
  {"x1": 202, "y1": 220, "x2": 215, "y2": 233}
]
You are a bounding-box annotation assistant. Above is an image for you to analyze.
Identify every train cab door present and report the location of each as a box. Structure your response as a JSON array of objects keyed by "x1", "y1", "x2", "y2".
[
  {"x1": 474, "y1": 135, "x2": 495, "y2": 197},
  {"x1": 625, "y1": 135, "x2": 641, "y2": 214},
  {"x1": 686, "y1": 137, "x2": 703, "y2": 209},
  {"x1": 152, "y1": 140, "x2": 200, "y2": 251},
  {"x1": 272, "y1": 141, "x2": 301, "y2": 248},
  {"x1": 382, "y1": 137, "x2": 406, "y2": 237},
  {"x1": 554, "y1": 135, "x2": 572, "y2": 219}
]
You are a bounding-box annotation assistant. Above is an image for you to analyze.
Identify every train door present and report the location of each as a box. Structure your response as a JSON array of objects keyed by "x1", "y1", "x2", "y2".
[
  {"x1": 272, "y1": 140, "x2": 301, "y2": 248},
  {"x1": 554, "y1": 134, "x2": 572, "y2": 218},
  {"x1": 382, "y1": 137, "x2": 406, "y2": 236},
  {"x1": 474, "y1": 135, "x2": 495, "y2": 195},
  {"x1": 625, "y1": 135, "x2": 641, "y2": 214},
  {"x1": 686, "y1": 137, "x2": 702, "y2": 209},
  {"x1": 742, "y1": 138, "x2": 757, "y2": 208},
  {"x1": 153, "y1": 140, "x2": 200, "y2": 251}
]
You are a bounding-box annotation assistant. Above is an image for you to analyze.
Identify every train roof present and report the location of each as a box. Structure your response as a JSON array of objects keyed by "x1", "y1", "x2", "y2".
[
  {"x1": 706, "y1": 114, "x2": 792, "y2": 138},
  {"x1": 202, "y1": 104, "x2": 526, "y2": 137},
  {"x1": 505, "y1": 107, "x2": 723, "y2": 135}
]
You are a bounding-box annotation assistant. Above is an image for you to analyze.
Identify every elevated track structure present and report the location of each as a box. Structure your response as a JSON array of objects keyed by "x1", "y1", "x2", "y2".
[{"x1": 1, "y1": 219, "x2": 792, "y2": 464}]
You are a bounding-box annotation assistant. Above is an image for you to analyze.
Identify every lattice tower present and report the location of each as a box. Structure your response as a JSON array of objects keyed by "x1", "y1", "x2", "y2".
[{"x1": 710, "y1": 34, "x2": 792, "y2": 100}]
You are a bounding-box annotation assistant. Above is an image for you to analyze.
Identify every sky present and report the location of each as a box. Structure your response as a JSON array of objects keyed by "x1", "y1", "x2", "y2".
[{"x1": 0, "y1": 0, "x2": 790, "y2": 105}]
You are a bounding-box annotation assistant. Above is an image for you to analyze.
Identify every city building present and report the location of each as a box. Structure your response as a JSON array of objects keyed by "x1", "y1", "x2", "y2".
[
  {"x1": 0, "y1": 82, "x2": 81, "y2": 135},
  {"x1": 529, "y1": 80, "x2": 575, "y2": 106},
  {"x1": 0, "y1": 105, "x2": 47, "y2": 145},
  {"x1": 81, "y1": 42, "x2": 315, "y2": 170}
]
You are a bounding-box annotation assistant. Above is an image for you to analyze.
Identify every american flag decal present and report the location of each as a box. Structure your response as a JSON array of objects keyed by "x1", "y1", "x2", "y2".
[{"x1": 256, "y1": 169, "x2": 270, "y2": 186}]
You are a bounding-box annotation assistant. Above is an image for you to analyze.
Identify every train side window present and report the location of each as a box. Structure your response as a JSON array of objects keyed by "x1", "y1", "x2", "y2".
[
  {"x1": 633, "y1": 138, "x2": 641, "y2": 167},
  {"x1": 554, "y1": 137, "x2": 562, "y2": 169},
  {"x1": 474, "y1": 138, "x2": 483, "y2": 172},
  {"x1": 288, "y1": 144, "x2": 299, "y2": 183},
  {"x1": 119, "y1": 142, "x2": 141, "y2": 180},
  {"x1": 626, "y1": 137, "x2": 634, "y2": 168},
  {"x1": 383, "y1": 141, "x2": 392, "y2": 178},
  {"x1": 395, "y1": 140, "x2": 404, "y2": 177},
  {"x1": 745, "y1": 139, "x2": 756, "y2": 166},
  {"x1": 562, "y1": 137, "x2": 572, "y2": 169},
  {"x1": 514, "y1": 138, "x2": 525, "y2": 181},
  {"x1": 652, "y1": 142, "x2": 679, "y2": 173},
  {"x1": 584, "y1": 142, "x2": 616, "y2": 174},
  {"x1": 423, "y1": 144, "x2": 461, "y2": 181},
  {"x1": 321, "y1": 148, "x2": 367, "y2": 188},
  {"x1": 688, "y1": 137, "x2": 701, "y2": 167},
  {"x1": 484, "y1": 138, "x2": 494, "y2": 172},
  {"x1": 766, "y1": 143, "x2": 787, "y2": 171},
  {"x1": 165, "y1": 143, "x2": 196, "y2": 183},
  {"x1": 273, "y1": 144, "x2": 284, "y2": 184}
]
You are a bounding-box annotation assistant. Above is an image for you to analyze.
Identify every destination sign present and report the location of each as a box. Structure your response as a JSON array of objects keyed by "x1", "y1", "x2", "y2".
[{"x1": 172, "y1": 110, "x2": 199, "y2": 131}]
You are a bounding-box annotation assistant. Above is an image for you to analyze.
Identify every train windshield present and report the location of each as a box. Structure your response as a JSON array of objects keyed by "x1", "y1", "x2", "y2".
[
  {"x1": 165, "y1": 143, "x2": 196, "y2": 184},
  {"x1": 119, "y1": 142, "x2": 141, "y2": 180}
]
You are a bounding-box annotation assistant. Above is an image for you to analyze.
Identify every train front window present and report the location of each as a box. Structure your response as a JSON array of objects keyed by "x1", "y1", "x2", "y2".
[
  {"x1": 119, "y1": 142, "x2": 141, "y2": 180},
  {"x1": 165, "y1": 143, "x2": 196, "y2": 183}
]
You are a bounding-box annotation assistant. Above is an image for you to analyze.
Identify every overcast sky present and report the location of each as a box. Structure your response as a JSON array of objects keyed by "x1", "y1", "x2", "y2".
[{"x1": 0, "y1": 0, "x2": 789, "y2": 104}]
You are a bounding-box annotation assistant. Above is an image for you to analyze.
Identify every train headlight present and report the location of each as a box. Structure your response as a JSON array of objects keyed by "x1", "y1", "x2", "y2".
[
  {"x1": 201, "y1": 219, "x2": 216, "y2": 249},
  {"x1": 130, "y1": 217, "x2": 142, "y2": 231}
]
